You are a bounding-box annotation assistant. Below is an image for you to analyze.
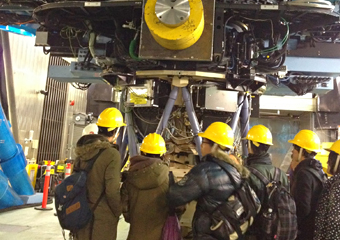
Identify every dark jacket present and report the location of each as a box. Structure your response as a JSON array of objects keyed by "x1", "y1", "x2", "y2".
[
  {"x1": 167, "y1": 146, "x2": 250, "y2": 240},
  {"x1": 314, "y1": 173, "x2": 340, "y2": 240},
  {"x1": 121, "y1": 155, "x2": 169, "y2": 240},
  {"x1": 73, "y1": 135, "x2": 122, "y2": 240},
  {"x1": 245, "y1": 153, "x2": 290, "y2": 238},
  {"x1": 291, "y1": 158, "x2": 324, "y2": 240},
  {"x1": 246, "y1": 153, "x2": 290, "y2": 205}
]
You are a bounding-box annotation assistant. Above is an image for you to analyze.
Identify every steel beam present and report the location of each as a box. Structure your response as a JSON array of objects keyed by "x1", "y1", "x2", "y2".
[
  {"x1": 240, "y1": 95, "x2": 250, "y2": 158},
  {"x1": 125, "y1": 110, "x2": 138, "y2": 158},
  {"x1": 156, "y1": 86, "x2": 179, "y2": 135},
  {"x1": 182, "y1": 87, "x2": 202, "y2": 160}
]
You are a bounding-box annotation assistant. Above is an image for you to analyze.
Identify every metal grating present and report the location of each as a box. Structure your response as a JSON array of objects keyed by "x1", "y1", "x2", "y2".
[{"x1": 37, "y1": 56, "x2": 69, "y2": 163}]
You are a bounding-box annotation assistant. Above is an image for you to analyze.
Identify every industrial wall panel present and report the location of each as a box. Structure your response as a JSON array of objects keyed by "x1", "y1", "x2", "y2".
[
  {"x1": 7, "y1": 33, "x2": 50, "y2": 160},
  {"x1": 37, "y1": 56, "x2": 68, "y2": 163},
  {"x1": 250, "y1": 118, "x2": 299, "y2": 171},
  {"x1": 59, "y1": 84, "x2": 88, "y2": 160}
]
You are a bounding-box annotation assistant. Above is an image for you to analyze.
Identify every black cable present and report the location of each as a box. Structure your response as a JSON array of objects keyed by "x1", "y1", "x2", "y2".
[{"x1": 71, "y1": 82, "x2": 91, "y2": 90}]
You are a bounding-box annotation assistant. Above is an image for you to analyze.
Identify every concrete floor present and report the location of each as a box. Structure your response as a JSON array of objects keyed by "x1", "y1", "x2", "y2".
[{"x1": 0, "y1": 202, "x2": 130, "y2": 240}]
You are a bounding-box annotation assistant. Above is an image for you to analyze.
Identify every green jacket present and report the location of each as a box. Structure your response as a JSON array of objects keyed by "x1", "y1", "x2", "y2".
[
  {"x1": 121, "y1": 155, "x2": 169, "y2": 240},
  {"x1": 245, "y1": 153, "x2": 290, "y2": 238},
  {"x1": 73, "y1": 136, "x2": 121, "y2": 240},
  {"x1": 246, "y1": 153, "x2": 290, "y2": 206}
]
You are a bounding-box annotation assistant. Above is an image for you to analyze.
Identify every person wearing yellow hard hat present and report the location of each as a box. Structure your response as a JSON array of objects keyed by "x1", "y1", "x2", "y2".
[
  {"x1": 74, "y1": 107, "x2": 124, "y2": 240},
  {"x1": 121, "y1": 133, "x2": 169, "y2": 240},
  {"x1": 244, "y1": 125, "x2": 290, "y2": 240},
  {"x1": 96, "y1": 107, "x2": 126, "y2": 143},
  {"x1": 314, "y1": 140, "x2": 340, "y2": 240},
  {"x1": 168, "y1": 122, "x2": 251, "y2": 239},
  {"x1": 288, "y1": 130, "x2": 327, "y2": 240}
]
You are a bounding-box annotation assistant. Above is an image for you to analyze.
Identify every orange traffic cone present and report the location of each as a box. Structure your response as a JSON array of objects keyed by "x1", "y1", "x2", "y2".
[{"x1": 35, "y1": 161, "x2": 53, "y2": 211}]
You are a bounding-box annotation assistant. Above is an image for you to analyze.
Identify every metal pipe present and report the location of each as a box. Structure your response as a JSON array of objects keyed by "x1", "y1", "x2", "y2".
[
  {"x1": 67, "y1": 122, "x2": 75, "y2": 160},
  {"x1": 0, "y1": 31, "x2": 19, "y2": 142},
  {"x1": 156, "y1": 86, "x2": 179, "y2": 135},
  {"x1": 240, "y1": 94, "x2": 250, "y2": 158},
  {"x1": 230, "y1": 94, "x2": 244, "y2": 133},
  {"x1": 125, "y1": 110, "x2": 138, "y2": 157},
  {"x1": 119, "y1": 127, "x2": 128, "y2": 165},
  {"x1": 116, "y1": 126, "x2": 124, "y2": 149},
  {"x1": 189, "y1": 83, "x2": 217, "y2": 95},
  {"x1": 189, "y1": 83, "x2": 217, "y2": 108},
  {"x1": 182, "y1": 87, "x2": 202, "y2": 160}
]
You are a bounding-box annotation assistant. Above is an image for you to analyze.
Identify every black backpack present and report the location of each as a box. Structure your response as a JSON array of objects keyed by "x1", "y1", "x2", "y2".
[
  {"x1": 209, "y1": 158, "x2": 261, "y2": 240},
  {"x1": 248, "y1": 167, "x2": 297, "y2": 240},
  {"x1": 55, "y1": 149, "x2": 105, "y2": 233}
]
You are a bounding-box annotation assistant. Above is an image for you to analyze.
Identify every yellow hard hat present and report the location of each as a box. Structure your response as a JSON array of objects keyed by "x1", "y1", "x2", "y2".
[
  {"x1": 140, "y1": 133, "x2": 167, "y2": 155},
  {"x1": 245, "y1": 125, "x2": 273, "y2": 146},
  {"x1": 97, "y1": 108, "x2": 126, "y2": 131},
  {"x1": 288, "y1": 130, "x2": 321, "y2": 153},
  {"x1": 325, "y1": 140, "x2": 340, "y2": 155},
  {"x1": 198, "y1": 122, "x2": 234, "y2": 149}
]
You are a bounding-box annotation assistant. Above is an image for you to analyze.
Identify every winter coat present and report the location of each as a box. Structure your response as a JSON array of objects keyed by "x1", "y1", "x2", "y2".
[
  {"x1": 291, "y1": 158, "x2": 324, "y2": 240},
  {"x1": 73, "y1": 136, "x2": 122, "y2": 240},
  {"x1": 246, "y1": 153, "x2": 290, "y2": 204},
  {"x1": 245, "y1": 153, "x2": 290, "y2": 238},
  {"x1": 314, "y1": 173, "x2": 340, "y2": 240},
  {"x1": 121, "y1": 155, "x2": 169, "y2": 240},
  {"x1": 167, "y1": 145, "x2": 250, "y2": 240}
]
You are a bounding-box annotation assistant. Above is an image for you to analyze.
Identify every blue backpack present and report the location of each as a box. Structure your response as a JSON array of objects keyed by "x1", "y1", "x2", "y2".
[{"x1": 55, "y1": 149, "x2": 104, "y2": 233}]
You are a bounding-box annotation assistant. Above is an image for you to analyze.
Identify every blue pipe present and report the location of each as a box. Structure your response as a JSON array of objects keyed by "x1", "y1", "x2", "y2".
[
  {"x1": 0, "y1": 101, "x2": 34, "y2": 196},
  {"x1": 116, "y1": 126, "x2": 124, "y2": 149},
  {"x1": 119, "y1": 128, "x2": 128, "y2": 165},
  {"x1": 156, "y1": 87, "x2": 179, "y2": 135},
  {"x1": 0, "y1": 170, "x2": 23, "y2": 209},
  {"x1": 240, "y1": 94, "x2": 250, "y2": 158},
  {"x1": 182, "y1": 87, "x2": 202, "y2": 160},
  {"x1": 125, "y1": 110, "x2": 138, "y2": 157},
  {"x1": 230, "y1": 95, "x2": 244, "y2": 133}
]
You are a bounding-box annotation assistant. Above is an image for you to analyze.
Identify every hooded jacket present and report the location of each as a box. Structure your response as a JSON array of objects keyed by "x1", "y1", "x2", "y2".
[
  {"x1": 291, "y1": 158, "x2": 325, "y2": 240},
  {"x1": 121, "y1": 155, "x2": 169, "y2": 240},
  {"x1": 167, "y1": 145, "x2": 250, "y2": 240},
  {"x1": 73, "y1": 135, "x2": 121, "y2": 240},
  {"x1": 314, "y1": 173, "x2": 340, "y2": 240}
]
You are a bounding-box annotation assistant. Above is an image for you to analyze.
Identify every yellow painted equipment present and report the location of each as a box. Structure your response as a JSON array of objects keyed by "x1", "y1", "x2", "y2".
[
  {"x1": 26, "y1": 164, "x2": 38, "y2": 188},
  {"x1": 43, "y1": 161, "x2": 56, "y2": 175},
  {"x1": 56, "y1": 164, "x2": 66, "y2": 173},
  {"x1": 145, "y1": 0, "x2": 205, "y2": 50},
  {"x1": 315, "y1": 142, "x2": 333, "y2": 176}
]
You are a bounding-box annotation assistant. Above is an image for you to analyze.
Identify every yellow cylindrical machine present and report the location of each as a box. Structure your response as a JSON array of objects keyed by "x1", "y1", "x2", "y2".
[{"x1": 145, "y1": 0, "x2": 205, "y2": 50}]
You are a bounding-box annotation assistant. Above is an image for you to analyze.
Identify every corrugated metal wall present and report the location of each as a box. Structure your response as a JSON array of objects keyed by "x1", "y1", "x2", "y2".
[
  {"x1": 2, "y1": 32, "x2": 87, "y2": 162},
  {"x1": 5, "y1": 32, "x2": 50, "y2": 160},
  {"x1": 36, "y1": 57, "x2": 68, "y2": 162}
]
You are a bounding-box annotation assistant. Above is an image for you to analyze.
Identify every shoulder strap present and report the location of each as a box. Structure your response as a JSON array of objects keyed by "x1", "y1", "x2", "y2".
[
  {"x1": 210, "y1": 158, "x2": 254, "y2": 239},
  {"x1": 248, "y1": 166, "x2": 271, "y2": 185},
  {"x1": 90, "y1": 149, "x2": 107, "y2": 212},
  {"x1": 84, "y1": 149, "x2": 106, "y2": 173},
  {"x1": 209, "y1": 158, "x2": 238, "y2": 188},
  {"x1": 302, "y1": 168, "x2": 327, "y2": 185},
  {"x1": 92, "y1": 191, "x2": 105, "y2": 211},
  {"x1": 274, "y1": 167, "x2": 281, "y2": 182},
  {"x1": 84, "y1": 149, "x2": 106, "y2": 210}
]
